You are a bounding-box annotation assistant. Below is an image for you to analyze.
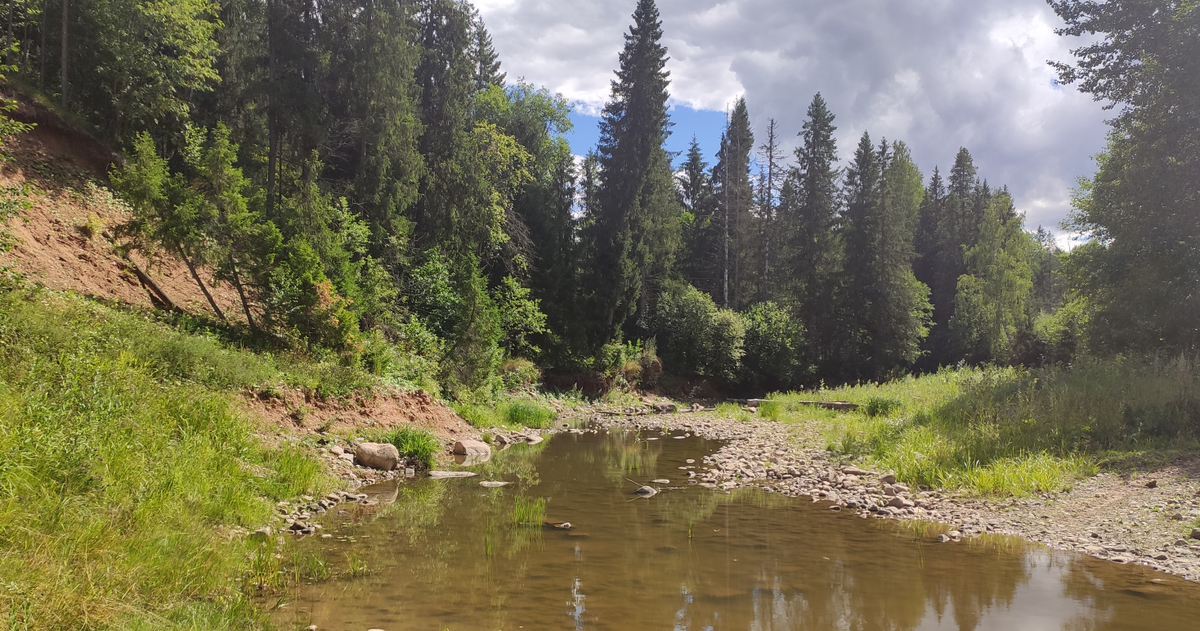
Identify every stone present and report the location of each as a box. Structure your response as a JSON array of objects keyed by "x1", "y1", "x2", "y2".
[
  {"x1": 888, "y1": 496, "x2": 915, "y2": 509},
  {"x1": 354, "y1": 443, "x2": 400, "y2": 471},
  {"x1": 525, "y1": 435, "x2": 544, "y2": 445},
  {"x1": 881, "y1": 474, "x2": 897, "y2": 485},
  {"x1": 306, "y1": 625, "x2": 318, "y2": 631},
  {"x1": 937, "y1": 534, "x2": 951, "y2": 543},
  {"x1": 651, "y1": 479, "x2": 670, "y2": 484},
  {"x1": 453, "y1": 439, "x2": 490, "y2": 457},
  {"x1": 635, "y1": 486, "x2": 658, "y2": 497},
  {"x1": 841, "y1": 467, "x2": 870, "y2": 476},
  {"x1": 479, "y1": 481, "x2": 510, "y2": 488},
  {"x1": 428, "y1": 471, "x2": 477, "y2": 479},
  {"x1": 1155, "y1": 553, "x2": 1170, "y2": 561},
  {"x1": 330, "y1": 445, "x2": 344, "y2": 456},
  {"x1": 249, "y1": 527, "x2": 273, "y2": 542},
  {"x1": 1145, "y1": 479, "x2": 1158, "y2": 489}
]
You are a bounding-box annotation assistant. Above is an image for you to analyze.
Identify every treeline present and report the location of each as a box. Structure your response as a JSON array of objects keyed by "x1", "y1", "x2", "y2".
[{"x1": 0, "y1": 0, "x2": 1193, "y2": 395}]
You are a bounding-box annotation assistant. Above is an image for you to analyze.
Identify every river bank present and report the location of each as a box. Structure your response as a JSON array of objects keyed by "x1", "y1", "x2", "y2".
[{"x1": 578, "y1": 407, "x2": 1200, "y2": 583}]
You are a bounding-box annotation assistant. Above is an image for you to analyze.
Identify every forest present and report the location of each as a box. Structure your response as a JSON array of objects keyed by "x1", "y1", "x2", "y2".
[{"x1": 0, "y1": 0, "x2": 1196, "y2": 398}]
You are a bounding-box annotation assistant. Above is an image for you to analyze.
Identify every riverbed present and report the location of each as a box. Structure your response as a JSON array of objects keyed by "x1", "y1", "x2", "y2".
[{"x1": 276, "y1": 428, "x2": 1200, "y2": 630}]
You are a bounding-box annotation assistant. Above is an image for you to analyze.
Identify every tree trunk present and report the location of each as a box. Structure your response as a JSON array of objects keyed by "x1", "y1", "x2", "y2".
[
  {"x1": 265, "y1": 0, "x2": 277, "y2": 216},
  {"x1": 227, "y1": 251, "x2": 257, "y2": 331},
  {"x1": 177, "y1": 244, "x2": 228, "y2": 323},
  {"x1": 59, "y1": 0, "x2": 66, "y2": 108}
]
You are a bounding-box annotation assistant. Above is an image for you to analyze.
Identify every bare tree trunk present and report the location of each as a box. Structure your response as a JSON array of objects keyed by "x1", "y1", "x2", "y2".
[
  {"x1": 265, "y1": 0, "x2": 277, "y2": 216},
  {"x1": 59, "y1": 0, "x2": 66, "y2": 108},
  {"x1": 177, "y1": 244, "x2": 228, "y2": 323},
  {"x1": 227, "y1": 252, "x2": 257, "y2": 331},
  {"x1": 126, "y1": 259, "x2": 181, "y2": 313}
]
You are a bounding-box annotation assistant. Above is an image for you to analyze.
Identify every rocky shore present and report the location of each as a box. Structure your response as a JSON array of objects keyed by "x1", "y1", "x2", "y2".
[{"x1": 588, "y1": 409, "x2": 1200, "y2": 583}]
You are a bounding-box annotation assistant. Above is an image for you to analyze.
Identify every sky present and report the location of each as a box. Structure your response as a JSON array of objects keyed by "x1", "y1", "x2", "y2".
[{"x1": 473, "y1": 0, "x2": 1112, "y2": 238}]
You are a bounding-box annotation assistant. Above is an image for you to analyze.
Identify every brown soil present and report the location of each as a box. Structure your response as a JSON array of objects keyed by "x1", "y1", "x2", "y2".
[
  {"x1": 246, "y1": 387, "x2": 477, "y2": 444},
  {"x1": 0, "y1": 89, "x2": 243, "y2": 319}
]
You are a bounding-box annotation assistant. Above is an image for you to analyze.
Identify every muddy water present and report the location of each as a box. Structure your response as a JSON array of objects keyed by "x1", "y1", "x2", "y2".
[{"x1": 277, "y1": 430, "x2": 1200, "y2": 630}]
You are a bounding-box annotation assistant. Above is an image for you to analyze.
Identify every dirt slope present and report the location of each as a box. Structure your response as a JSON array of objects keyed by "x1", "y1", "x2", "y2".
[{"x1": 0, "y1": 88, "x2": 243, "y2": 318}]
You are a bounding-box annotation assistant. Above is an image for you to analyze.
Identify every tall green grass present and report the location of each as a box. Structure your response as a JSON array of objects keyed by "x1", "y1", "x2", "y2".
[
  {"x1": 511, "y1": 496, "x2": 547, "y2": 527},
  {"x1": 379, "y1": 427, "x2": 441, "y2": 469},
  {"x1": 0, "y1": 289, "x2": 337, "y2": 629},
  {"x1": 453, "y1": 398, "x2": 556, "y2": 429},
  {"x1": 774, "y1": 359, "x2": 1200, "y2": 497}
]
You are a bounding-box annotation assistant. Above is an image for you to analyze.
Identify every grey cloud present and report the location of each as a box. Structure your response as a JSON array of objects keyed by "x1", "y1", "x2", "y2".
[{"x1": 475, "y1": 0, "x2": 1110, "y2": 232}]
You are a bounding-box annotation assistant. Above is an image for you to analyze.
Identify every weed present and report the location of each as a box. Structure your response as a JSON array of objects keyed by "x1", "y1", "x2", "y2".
[
  {"x1": 511, "y1": 496, "x2": 547, "y2": 527},
  {"x1": 380, "y1": 427, "x2": 441, "y2": 469},
  {"x1": 500, "y1": 400, "x2": 556, "y2": 428},
  {"x1": 715, "y1": 402, "x2": 754, "y2": 422},
  {"x1": 757, "y1": 399, "x2": 783, "y2": 421},
  {"x1": 863, "y1": 396, "x2": 902, "y2": 418}
]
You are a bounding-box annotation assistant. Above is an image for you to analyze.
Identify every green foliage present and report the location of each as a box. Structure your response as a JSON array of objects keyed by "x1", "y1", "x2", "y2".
[
  {"x1": 380, "y1": 427, "x2": 441, "y2": 469},
  {"x1": 499, "y1": 358, "x2": 542, "y2": 391},
  {"x1": 756, "y1": 399, "x2": 784, "y2": 421},
  {"x1": 654, "y1": 281, "x2": 745, "y2": 379},
  {"x1": 740, "y1": 301, "x2": 807, "y2": 389}
]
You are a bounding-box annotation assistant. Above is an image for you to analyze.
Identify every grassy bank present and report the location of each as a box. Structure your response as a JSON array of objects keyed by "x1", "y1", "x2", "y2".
[
  {"x1": 763, "y1": 359, "x2": 1200, "y2": 497},
  {"x1": 0, "y1": 288, "x2": 373, "y2": 629}
]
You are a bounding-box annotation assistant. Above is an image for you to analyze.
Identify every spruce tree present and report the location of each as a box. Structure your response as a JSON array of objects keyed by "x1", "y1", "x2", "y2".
[
  {"x1": 677, "y1": 137, "x2": 720, "y2": 298},
  {"x1": 711, "y1": 97, "x2": 754, "y2": 308},
  {"x1": 468, "y1": 9, "x2": 505, "y2": 91},
  {"x1": 782, "y1": 93, "x2": 840, "y2": 372},
  {"x1": 583, "y1": 0, "x2": 679, "y2": 347},
  {"x1": 839, "y1": 134, "x2": 930, "y2": 379}
]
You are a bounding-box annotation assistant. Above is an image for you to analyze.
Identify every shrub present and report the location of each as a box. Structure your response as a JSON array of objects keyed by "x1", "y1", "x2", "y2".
[
  {"x1": 499, "y1": 357, "x2": 541, "y2": 391},
  {"x1": 740, "y1": 302, "x2": 807, "y2": 389},
  {"x1": 654, "y1": 281, "x2": 744, "y2": 379}
]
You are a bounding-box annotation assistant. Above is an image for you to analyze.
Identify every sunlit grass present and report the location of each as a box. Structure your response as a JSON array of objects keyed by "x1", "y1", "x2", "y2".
[
  {"x1": 774, "y1": 360, "x2": 1200, "y2": 497},
  {"x1": 379, "y1": 427, "x2": 442, "y2": 469},
  {"x1": 511, "y1": 496, "x2": 547, "y2": 527},
  {"x1": 0, "y1": 289, "x2": 340, "y2": 629}
]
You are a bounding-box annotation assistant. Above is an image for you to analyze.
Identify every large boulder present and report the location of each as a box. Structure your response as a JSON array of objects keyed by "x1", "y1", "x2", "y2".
[
  {"x1": 453, "y1": 439, "x2": 491, "y2": 457},
  {"x1": 355, "y1": 442, "x2": 400, "y2": 471}
]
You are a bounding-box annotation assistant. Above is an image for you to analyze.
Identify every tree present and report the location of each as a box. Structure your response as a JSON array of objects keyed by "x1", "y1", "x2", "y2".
[
  {"x1": 781, "y1": 92, "x2": 841, "y2": 373},
  {"x1": 949, "y1": 190, "x2": 1034, "y2": 363},
  {"x1": 676, "y1": 137, "x2": 719, "y2": 297},
  {"x1": 711, "y1": 97, "x2": 754, "y2": 308},
  {"x1": 468, "y1": 8, "x2": 505, "y2": 91},
  {"x1": 1050, "y1": 0, "x2": 1200, "y2": 352},
  {"x1": 838, "y1": 134, "x2": 930, "y2": 379},
  {"x1": 582, "y1": 0, "x2": 679, "y2": 347},
  {"x1": 756, "y1": 118, "x2": 785, "y2": 302}
]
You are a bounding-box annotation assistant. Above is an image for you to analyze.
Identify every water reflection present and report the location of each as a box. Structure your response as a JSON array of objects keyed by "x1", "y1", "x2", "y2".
[{"x1": 276, "y1": 430, "x2": 1200, "y2": 630}]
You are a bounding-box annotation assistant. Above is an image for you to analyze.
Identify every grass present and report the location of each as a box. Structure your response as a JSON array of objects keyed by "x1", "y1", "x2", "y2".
[
  {"x1": 453, "y1": 397, "x2": 557, "y2": 430},
  {"x1": 768, "y1": 358, "x2": 1200, "y2": 497},
  {"x1": 715, "y1": 401, "x2": 754, "y2": 422},
  {"x1": 511, "y1": 496, "x2": 547, "y2": 527},
  {"x1": 379, "y1": 427, "x2": 441, "y2": 469},
  {"x1": 0, "y1": 288, "x2": 345, "y2": 629}
]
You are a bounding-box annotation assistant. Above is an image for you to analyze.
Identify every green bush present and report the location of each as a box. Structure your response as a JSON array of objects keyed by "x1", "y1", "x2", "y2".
[
  {"x1": 499, "y1": 357, "x2": 542, "y2": 391},
  {"x1": 654, "y1": 281, "x2": 744, "y2": 379},
  {"x1": 380, "y1": 427, "x2": 441, "y2": 469},
  {"x1": 740, "y1": 301, "x2": 807, "y2": 389}
]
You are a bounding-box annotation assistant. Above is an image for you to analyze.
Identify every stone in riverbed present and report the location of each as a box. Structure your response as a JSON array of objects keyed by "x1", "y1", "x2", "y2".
[
  {"x1": 841, "y1": 467, "x2": 870, "y2": 476},
  {"x1": 354, "y1": 442, "x2": 400, "y2": 471},
  {"x1": 480, "y1": 481, "x2": 510, "y2": 488},
  {"x1": 453, "y1": 439, "x2": 491, "y2": 457},
  {"x1": 1191, "y1": 529, "x2": 1200, "y2": 540},
  {"x1": 881, "y1": 474, "x2": 897, "y2": 485},
  {"x1": 635, "y1": 486, "x2": 658, "y2": 497},
  {"x1": 428, "y1": 471, "x2": 477, "y2": 479},
  {"x1": 888, "y1": 496, "x2": 915, "y2": 509},
  {"x1": 651, "y1": 479, "x2": 670, "y2": 484}
]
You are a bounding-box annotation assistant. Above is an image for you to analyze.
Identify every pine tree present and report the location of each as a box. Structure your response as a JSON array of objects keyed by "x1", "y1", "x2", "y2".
[
  {"x1": 583, "y1": 0, "x2": 679, "y2": 347},
  {"x1": 677, "y1": 137, "x2": 719, "y2": 298},
  {"x1": 781, "y1": 93, "x2": 840, "y2": 372},
  {"x1": 756, "y1": 118, "x2": 785, "y2": 302},
  {"x1": 711, "y1": 97, "x2": 753, "y2": 308},
  {"x1": 838, "y1": 134, "x2": 930, "y2": 379},
  {"x1": 468, "y1": 8, "x2": 505, "y2": 91}
]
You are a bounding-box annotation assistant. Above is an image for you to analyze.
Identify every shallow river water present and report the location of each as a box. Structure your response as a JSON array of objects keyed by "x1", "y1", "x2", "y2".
[{"x1": 275, "y1": 429, "x2": 1200, "y2": 630}]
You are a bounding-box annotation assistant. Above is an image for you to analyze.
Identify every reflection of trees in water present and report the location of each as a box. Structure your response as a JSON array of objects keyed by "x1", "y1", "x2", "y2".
[
  {"x1": 284, "y1": 431, "x2": 1071, "y2": 631},
  {"x1": 1057, "y1": 554, "x2": 1200, "y2": 631}
]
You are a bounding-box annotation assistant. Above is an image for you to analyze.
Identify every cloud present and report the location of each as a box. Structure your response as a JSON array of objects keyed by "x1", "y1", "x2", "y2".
[{"x1": 475, "y1": 0, "x2": 1110, "y2": 232}]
